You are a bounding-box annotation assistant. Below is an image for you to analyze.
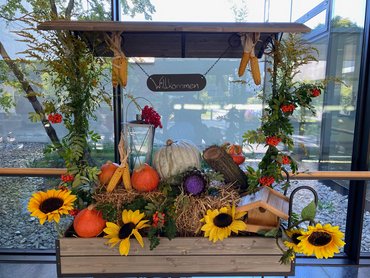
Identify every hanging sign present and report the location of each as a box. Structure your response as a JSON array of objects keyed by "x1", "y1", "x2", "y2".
[{"x1": 147, "y1": 74, "x2": 206, "y2": 92}]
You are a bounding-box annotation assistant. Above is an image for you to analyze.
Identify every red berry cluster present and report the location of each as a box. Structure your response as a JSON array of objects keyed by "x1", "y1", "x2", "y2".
[
  {"x1": 311, "y1": 88, "x2": 321, "y2": 97},
  {"x1": 281, "y1": 104, "x2": 296, "y2": 113},
  {"x1": 48, "y1": 113, "x2": 63, "y2": 124},
  {"x1": 266, "y1": 136, "x2": 282, "y2": 147},
  {"x1": 281, "y1": 155, "x2": 291, "y2": 165},
  {"x1": 141, "y1": 105, "x2": 163, "y2": 128},
  {"x1": 259, "y1": 176, "x2": 275, "y2": 187},
  {"x1": 61, "y1": 174, "x2": 74, "y2": 183},
  {"x1": 69, "y1": 209, "x2": 80, "y2": 217},
  {"x1": 152, "y1": 211, "x2": 165, "y2": 228}
]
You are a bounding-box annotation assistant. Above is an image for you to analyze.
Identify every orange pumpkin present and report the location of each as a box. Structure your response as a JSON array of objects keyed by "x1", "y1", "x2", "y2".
[
  {"x1": 73, "y1": 205, "x2": 106, "y2": 238},
  {"x1": 227, "y1": 144, "x2": 243, "y2": 155},
  {"x1": 131, "y1": 163, "x2": 159, "y2": 192},
  {"x1": 99, "y1": 161, "x2": 119, "y2": 185},
  {"x1": 231, "y1": 154, "x2": 246, "y2": 165}
]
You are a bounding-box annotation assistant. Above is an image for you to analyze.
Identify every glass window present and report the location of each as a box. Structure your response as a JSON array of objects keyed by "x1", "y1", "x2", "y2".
[
  {"x1": 121, "y1": 0, "x2": 264, "y2": 22},
  {"x1": 0, "y1": 1, "x2": 114, "y2": 251},
  {"x1": 267, "y1": 0, "x2": 292, "y2": 22},
  {"x1": 292, "y1": 0, "x2": 325, "y2": 22},
  {"x1": 318, "y1": 0, "x2": 365, "y2": 184},
  {"x1": 0, "y1": 176, "x2": 66, "y2": 250},
  {"x1": 362, "y1": 183, "x2": 370, "y2": 252},
  {"x1": 123, "y1": 58, "x2": 263, "y2": 148}
]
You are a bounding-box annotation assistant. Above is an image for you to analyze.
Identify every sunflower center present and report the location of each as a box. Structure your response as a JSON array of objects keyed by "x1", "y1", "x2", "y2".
[
  {"x1": 308, "y1": 231, "x2": 332, "y2": 246},
  {"x1": 213, "y1": 213, "x2": 233, "y2": 228},
  {"x1": 292, "y1": 233, "x2": 302, "y2": 245},
  {"x1": 118, "y1": 222, "x2": 136, "y2": 239},
  {"x1": 39, "y1": 197, "x2": 64, "y2": 213}
]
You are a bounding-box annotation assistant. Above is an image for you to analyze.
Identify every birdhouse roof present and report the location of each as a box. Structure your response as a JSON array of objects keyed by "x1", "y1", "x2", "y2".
[{"x1": 236, "y1": 186, "x2": 290, "y2": 220}]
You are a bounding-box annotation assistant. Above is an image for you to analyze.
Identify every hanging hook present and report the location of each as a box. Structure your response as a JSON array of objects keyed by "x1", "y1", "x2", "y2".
[{"x1": 288, "y1": 185, "x2": 319, "y2": 227}]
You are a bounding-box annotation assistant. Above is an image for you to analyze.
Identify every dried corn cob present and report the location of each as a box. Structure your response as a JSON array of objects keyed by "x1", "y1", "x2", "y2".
[
  {"x1": 106, "y1": 167, "x2": 123, "y2": 192},
  {"x1": 122, "y1": 164, "x2": 132, "y2": 190},
  {"x1": 112, "y1": 56, "x2": 120, "y2": 88},
  {"x1": 250, "y1": 56, "x2": 261, "y2": 85},
  {"x1": 238, "y1": 52, "x2": 250, "y2": 77},
  {"x1": 118, "y1": 56, "x2": 128, "y2": 88}
]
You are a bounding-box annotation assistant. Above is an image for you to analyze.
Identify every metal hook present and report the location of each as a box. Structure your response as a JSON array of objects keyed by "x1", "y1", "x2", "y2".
[
  {"x1": 288, "y1": 186, "x2": 319, "y2": 227},
  {"x1": 282, "y1": 168, "x2": 290, "y2": 196}
]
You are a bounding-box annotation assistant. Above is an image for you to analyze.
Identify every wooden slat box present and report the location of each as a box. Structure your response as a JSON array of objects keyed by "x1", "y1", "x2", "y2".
[{"x1": 56, "y1": 237, "x2": 294, "y2": 277}]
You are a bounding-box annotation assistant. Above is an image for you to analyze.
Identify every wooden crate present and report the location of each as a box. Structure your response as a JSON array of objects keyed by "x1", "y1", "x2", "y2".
[{"x1": 56, "y1": 237, "x2": 294, "y2": 277}]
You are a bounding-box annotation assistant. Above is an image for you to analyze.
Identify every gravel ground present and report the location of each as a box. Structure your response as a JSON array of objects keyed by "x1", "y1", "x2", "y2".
[{"x1": 0, "y1": 142, "x2": 369, "y2": 252}]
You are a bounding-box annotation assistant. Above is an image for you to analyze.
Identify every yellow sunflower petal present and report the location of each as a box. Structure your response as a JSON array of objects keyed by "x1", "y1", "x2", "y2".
[
  {"x1": 107, "y1": 237, "x2": 121, "y2": 247},
  {"x1": 131, "y1": 210, "x2": 145, "y2": 225},
  {"x1": 122, "y1": 210, "x2": 131, "y2": 224},
  {"x1": 119, "y1": 237, "x2": 131, "y2": 256},
  {"x1": 39, "y1": 217, "x2": 47, "y2": 225},
  {"x1": 136, "y1": 220, "x2": 150, "y2": 230},
  {"x1": 229, "y1": 220, "x2": 247, "y2": 233},
  {"x1": 133, "y1": 229, "x2": 144, "y2": 247}
]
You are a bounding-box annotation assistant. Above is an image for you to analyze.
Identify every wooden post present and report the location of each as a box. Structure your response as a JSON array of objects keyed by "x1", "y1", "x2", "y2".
[{"x1": 203, "y1": 145, "x2": 248, "y2": 190}]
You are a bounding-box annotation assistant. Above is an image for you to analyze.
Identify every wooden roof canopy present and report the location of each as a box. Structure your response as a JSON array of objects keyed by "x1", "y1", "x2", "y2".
[{"x1": 38, "y1": 21, "x2": 310, "y2": 58}]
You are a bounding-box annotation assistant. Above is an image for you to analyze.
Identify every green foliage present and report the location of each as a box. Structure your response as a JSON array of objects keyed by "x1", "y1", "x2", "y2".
[
  {"x1": 0, "y1": 0, "x2": 157, "y2": 205},
  {"x1": 0, "y1": 91, "x2": 14, "y2": 113},
  {"x1": 301, "y1": 201, "x2": 317, "y2": 222},
  {"x1": 279, "y1": 248, "x2": 295, "y2": 265},
  {"x1": 96, "y1": 203, "x2": 118, "y2": 222},
  {"x1": 243, "y1": 34, "x2": 327, "y2": 192}
]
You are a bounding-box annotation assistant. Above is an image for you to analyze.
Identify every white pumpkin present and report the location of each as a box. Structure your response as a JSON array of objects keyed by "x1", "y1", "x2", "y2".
[{"x1": 153, "y1": 139, "x2": 201, "y2": 179}]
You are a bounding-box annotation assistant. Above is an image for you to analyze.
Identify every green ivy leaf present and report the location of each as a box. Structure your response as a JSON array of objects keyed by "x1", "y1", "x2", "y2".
[{"x1": 301, "y1": 201, "x2": 316, "y2": 221}]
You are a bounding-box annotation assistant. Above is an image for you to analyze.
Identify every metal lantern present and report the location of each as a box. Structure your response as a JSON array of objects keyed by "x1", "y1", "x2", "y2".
[{"x1": 124, "y1": 98, "x2": 155, "y2": 172}]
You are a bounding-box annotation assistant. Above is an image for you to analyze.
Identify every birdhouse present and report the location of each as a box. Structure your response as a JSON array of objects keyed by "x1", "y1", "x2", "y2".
[{"x1": 236, "y1": 186, "x2": 290, "y2": 233}]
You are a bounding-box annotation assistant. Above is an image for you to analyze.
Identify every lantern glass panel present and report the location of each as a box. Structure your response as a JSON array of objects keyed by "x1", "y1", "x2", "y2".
[{"x1": 124, "y1": 122, "x2": 155, "y2": 171}]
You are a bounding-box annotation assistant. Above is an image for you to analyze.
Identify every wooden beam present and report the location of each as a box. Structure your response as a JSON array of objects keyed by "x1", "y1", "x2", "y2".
[
  {"x1": 0, "y1": 168, "x2": 66, "y2": 176},
  {"x1": 0, "y1": 168, "x2": 369, "y2": 180},
  {"x1": 38, "y1": 21, "x2": 311, "y2": 33}
]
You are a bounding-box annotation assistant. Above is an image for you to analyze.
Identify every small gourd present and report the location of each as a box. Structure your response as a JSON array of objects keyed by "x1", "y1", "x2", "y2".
[
  {"x1": 73, "y1": 205, "x2": 106, "y2": 238},
  {"x1": 131, "y1": 163, "x2": 159, "y2": 192},
  {"x1": 153, "y1": 139, "x2": 201, "y2": 179},
  {"x1": 99, "y1": 161, "x2": 119, "y2": 185}
]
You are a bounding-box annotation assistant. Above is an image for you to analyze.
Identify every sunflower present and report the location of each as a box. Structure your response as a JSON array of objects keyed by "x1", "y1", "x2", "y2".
[
  {"x1": 28, "y1": 189, "x2": 77, "y2": 225},
  {"x1": 284, "y1": 228, "x2": 305, "y2": 253},
  {"x1": 104, "y1": 209, "x2": 149, "y2": 256},
  {"x1": 200, "y1": 206, "x2": 247, "y2": 243},
  {"x1": 298, "y1": 223, "x2": 345, "y2": 259}
]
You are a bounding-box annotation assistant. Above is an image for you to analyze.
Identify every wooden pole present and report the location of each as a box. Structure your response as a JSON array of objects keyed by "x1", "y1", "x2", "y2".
[{"x1": 203, "y1": 145, "x2": 249, "y2": 189}]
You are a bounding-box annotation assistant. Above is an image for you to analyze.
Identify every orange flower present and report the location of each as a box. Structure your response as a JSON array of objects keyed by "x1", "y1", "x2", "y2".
[
  {"x1": 259, "y1": 176, "x2": 275, "y2": 187},
  {"x1": 311, "y1": 88, "x2": 321, "y2": 97},
  {"x1": 266, "y1": 136, "x2": 282, "y2": 147},
  {"x1": 281, "y1": 104, "x2": 296, "y2": 113},
  {"x1": 282, "y1": 156, "x2": 291, "y2": 164}
]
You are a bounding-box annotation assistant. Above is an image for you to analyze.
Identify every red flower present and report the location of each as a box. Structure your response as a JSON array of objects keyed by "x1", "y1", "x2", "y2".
[
  {"x1": 281, "y1": 104, "x2": 296, "y2": 113},
  {"x1": 69, "y1": 209, "x2": 80, "y2": 217},
  {"x1": 61, "y1": 174, "x2": 74, "y2": 183},
  {"x1": 48, "y1": 113, "x2": 63, "y2": 124},
  {"x1": 141, "y1": 105, "x2": 163, "y2": 128},
  {"x1": 311, "y1": 88, "x2": 321, "y2": 97},
  {"x1": 259, "y1": 176, "x2": 275, "y2": 187},
  {"x1": 266, "y1": 136, "x2": 282, "y2": 147},
  {"x1": 152, "y1": 211, "x2": 165, "y2": 228},
  {"x1": 282, "y1": 156, "x2": 291, "y2": 165}
]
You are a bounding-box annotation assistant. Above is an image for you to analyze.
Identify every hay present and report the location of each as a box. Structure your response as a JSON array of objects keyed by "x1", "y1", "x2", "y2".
[
  {"x1": 93, "y1": 184, "x2": 240, "y2": 236},
  {"x1": 175, "y1": 184, "x2": 241, "y2": 236},
  {"x1": 93, "y1": 188, "x2": 164, "y2": 223}
]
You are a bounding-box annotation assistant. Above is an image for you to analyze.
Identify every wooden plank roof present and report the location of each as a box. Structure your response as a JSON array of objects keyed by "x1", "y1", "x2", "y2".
[{"x1": 38, "y1": 21, "x2": 310, "y2": 58}]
